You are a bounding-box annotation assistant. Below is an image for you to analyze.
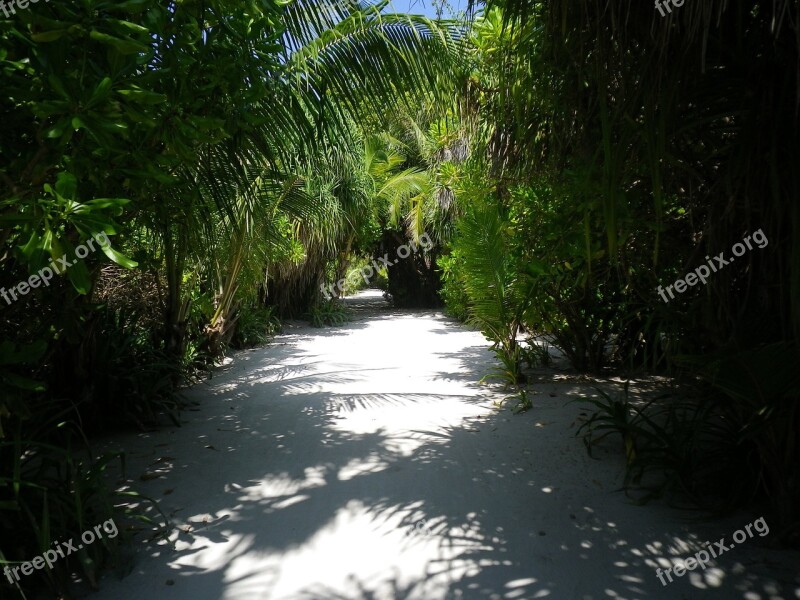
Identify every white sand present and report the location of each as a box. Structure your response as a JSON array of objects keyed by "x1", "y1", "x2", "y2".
[{"x1": 87, "y1": 290, "x2": 799, "y2": 600}]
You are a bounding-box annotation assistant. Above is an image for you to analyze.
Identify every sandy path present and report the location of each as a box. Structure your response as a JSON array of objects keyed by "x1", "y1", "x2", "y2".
[{"x1": 88, "y1": 291, "x2": 799, "y2": 600}]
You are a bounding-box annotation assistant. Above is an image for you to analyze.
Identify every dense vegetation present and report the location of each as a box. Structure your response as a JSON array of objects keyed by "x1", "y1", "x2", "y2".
[
  {"x1": 1, "y1": 0, "x2": 798, "y2": 595},
  {"x1": 445, "y1": 0, "x2": 799, "y2": 543},
  {"x1": 0, "y1": 0, "x2": 462, "y2": 594}
]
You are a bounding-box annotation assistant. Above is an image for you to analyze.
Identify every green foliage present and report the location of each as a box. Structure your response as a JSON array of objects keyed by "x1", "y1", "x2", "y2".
[
  {"x1": 341, "y1": 256, "x2": 388, "y2": 296},
  {"x1": 438, "y1": 250, "x2": 471, "y2": 321},
  {"x1": 230, "y1": 306, "x2": 282, "y2": 349},
  {"x1": 1, "y1": 1, "x2": 465, "y2": 593},
  {"x1": 438, "y1": 0, "x2": 800, "y2": 538},
  {"x1": 512, "y1": 389, "x2": 532, "y2": 414},
  {"x1": 454, "y1": 197, "x2": 528, "y2": 387},
  {"x1": 371, "y1": 265, "x2": 389, "y2": 292},
  {"x1": 88, "y1": 307, "x2": 185, "y2": 429},
  {"x1": 520, "y1": 340, "x2": 552, "y2": 369},
  {"x1": 0, "y1": 415, "x2": 165, "y2": 596},
  {"x1": 308, "y1": 300, "x2": 350, "y2": 328},
  {"x1": 576, "y1": 349, "x2": 800, "y2": 544},
  {"x1": 0, "y1": 341, "x2": 47, "y2": 438},
  {"x1": 576, "y1": 384, "x2": 651, "y2": 467},
  {"x1": 575, "y1": 383, "x2": 710, "y2": 506},
  {"x1": 510, "y1": 180, "x2": 626, "y2": 372},
  {"x1": 676, "y1": 343, "x2": 800, "y2": 542}
]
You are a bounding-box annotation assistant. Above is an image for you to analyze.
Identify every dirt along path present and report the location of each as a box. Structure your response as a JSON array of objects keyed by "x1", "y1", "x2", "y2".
[{"x1": 87, "y1": 290, "x2": 799, "y2": 600}]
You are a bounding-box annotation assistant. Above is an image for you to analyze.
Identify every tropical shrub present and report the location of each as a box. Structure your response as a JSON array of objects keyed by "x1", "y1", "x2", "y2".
[
  {"x1": 479, "y1": 0, "x2": 800, "y2": 537},
  {"x1": 230, "y1": 306, "x2": 282, "y2": 349},
  {"x1": 452, "y1": 196, "x2": 528, "y2": 386},
  {"x1": 438, "y1": 250, "x2": 471, "y2": 321},
  {"x1": 308, "y1": 300, "x2": 350, "y2": 328}
]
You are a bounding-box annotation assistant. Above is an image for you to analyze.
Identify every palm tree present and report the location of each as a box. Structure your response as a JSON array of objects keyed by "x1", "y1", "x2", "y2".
[{"x1": 142, "y1": 0, "x2": 466, "y2": 346}]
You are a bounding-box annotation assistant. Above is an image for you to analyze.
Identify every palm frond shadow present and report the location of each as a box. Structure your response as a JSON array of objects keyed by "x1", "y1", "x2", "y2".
[{"x1": 90, "y1": 307, "x2": 799, "y2": 600}]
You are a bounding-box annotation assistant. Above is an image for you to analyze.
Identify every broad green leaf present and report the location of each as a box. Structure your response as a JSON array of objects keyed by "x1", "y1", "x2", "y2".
[
  {"x1": 19, "y1": 231, "x2": 43, "y2": 259},
  {"x1": 84, "y1": 197, "x2": 131, "y2": 211},
  {"x1": 89, "y1": 30, "x2": 149, "y2": 55},
  {"x1": 117, "y1": 88, "x2": 166, "y2": 104},
  {"x1": 99, "y1": 244, "x2": 138, "y2": 269},
  {"x1": 87, "y1": 77, "x2": 114, "y2": 108},
  {"x1": 59, "y1": 238, "x2": 92, "y2": 294},
  {"x1": 106, "y1": 18, "x2": 149, "y2": 35},
  {"x1": 49, "y1": 238, "x2": 67, "y2": 274},
  {"x1": 31, "y1": 30, "x2": 68, "y2": 43},
  {"x1": 54, "y1": 173, "x2": 77, "y2": 200},
  {"x1": 47, "y1": 74, "x2": 70, "y2": 100},
  {"x1": 45, "y1": 118, "x2": 71, "y2": 139}
]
